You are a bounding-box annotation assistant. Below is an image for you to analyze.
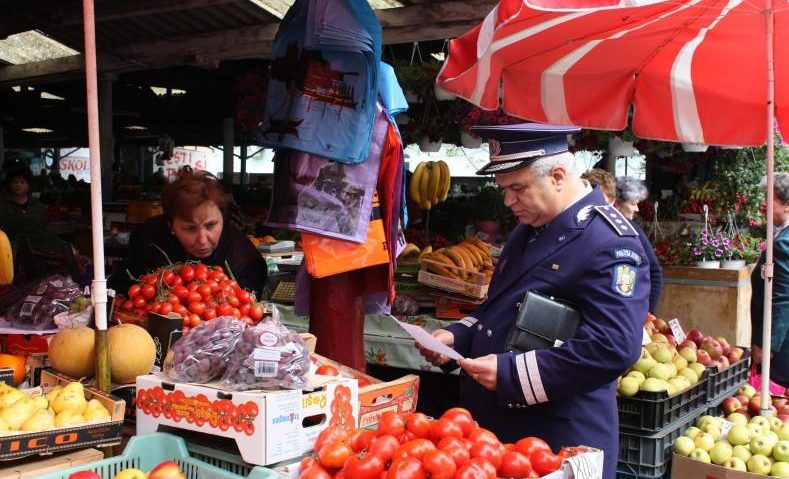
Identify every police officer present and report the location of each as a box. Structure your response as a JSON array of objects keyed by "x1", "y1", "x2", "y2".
[{"x1": 417, "y1": 124, "x2": 649, "y2": 479}]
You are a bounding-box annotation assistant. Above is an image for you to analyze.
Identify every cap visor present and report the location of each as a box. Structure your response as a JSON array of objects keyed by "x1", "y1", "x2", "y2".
[{"x1": 476, "y1": 159, "x2": 531, "y2": 175}]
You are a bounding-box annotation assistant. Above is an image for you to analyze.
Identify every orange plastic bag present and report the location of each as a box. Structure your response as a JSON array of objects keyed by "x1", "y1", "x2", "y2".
[{"x1": 302, "y1": 194, "x2": 389, "y2": 278}]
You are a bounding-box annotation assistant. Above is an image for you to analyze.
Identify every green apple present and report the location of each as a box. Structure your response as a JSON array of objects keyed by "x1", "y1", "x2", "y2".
[
  {"x1": 701, "y1": 423, "x2": 721, "y2": 441},
  {"x1": 626, "y1": 370, "x2": 646, "y2": 382},
  {"x1": 747, "y1": 454, "x2": 772, "y2": 475},
  {"x1": 732, "y1": 444, "x2": 752, "y2": 463},
  {"x1": 726, "y1": 412, "x2": 749, "y2": 427},
  {"x1": 766, "y1": 430, "x2": 780, "y2": 447},
  {"x1": 685, "y1": 426, "x2": 702, "y2": 439},
  {"x1": 679, "y1": 368, "x2": 699, "y2": 384},
  {"x1": 710, "y1": 441, "x2": 733, "y2": 465},
  {"x1": 679, "y1": 346, "x2": 697, "y2": 364},
  {"x1": 750, "y1": 415, "x2": 771, "y2": 429},
  {"x1": 698, "y1": 415, "x2": 722, "y2": 429},
  {"x1": 689, "y1": 448, "x2": 711, "y2": 463},
  {"x1": 722, "y1": 457, "x2": 747, "y2": 471},
  {"x1": 779, "y1": 423, "x2": 789, "y2": 441},
  {"x1": 672, "y1": 354, "x2": 688, "y2": 371},
  {"x1": 726, "y1": 425, "x2": 751, "y2": 446},
  {"x1": 640, "y1": 377, "x2": 668, "y2": 392},
  {"x1": 652, "y1": 345, "x2": 674, "y2": 363},
  {"x1": 665, "y1": 362, "x2": 678, "y2": 377},
  {"x1": 771, "y1": 416, "x2": 785, "y2": 432},
  {"x1": 695, "y1": 432, "x2": 716, "y2": 452},
  {"x1": 772, "y1": 461, "x2": 789, "y2": 478},
  {"x1": 750, "y1": 435, "x2": 774, "y2": 456},
  {"x1": 618, "y1": 376, "x2": 641, "y2": 397},
  {"x1": 748, "y1": 423, "x2": 765, "y2": 437},
  {"x1": 674, "y1": 436, "x2": 696, "y2": 456},
  {"x1": 775, "y1": 440, "x2": 789, "y2": 462},
  {"x1": 647, "y1": 363, "x2": 672, "y2": 381},
  {"x1": 738, "y1": 383, "x2": 757, "y2": 398},
  {"x1": 688, "y1": 362, "x2": 706, "y2": 378}
]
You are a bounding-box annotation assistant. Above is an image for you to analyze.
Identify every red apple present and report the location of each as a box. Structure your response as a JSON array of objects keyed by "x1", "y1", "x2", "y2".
[
  {"x1": 715, "y1": 336, "x2": 732, "y2": 356},
  {"x1": 654, "y1": 318, "x2": 669, "y2": 335},
  {"x1": 779, "y1": 414, "x2": 789, "y2": 423},
  {"x1": 735, "y1": 407, "x2": 750, "y2": 418},
  {"x1": 679, "y1": 339, "x2": 698, "y2": 351},
  {"x1": 749, "y1": 395, "x2": 763, "y2": 416},
  {"x1": 697, "y1": 349, "x2": 714, "y2": 366},
  {"x1": 781, "y1": 404, "x2": 789, "y2": 416},
  {"x1": 722, "y1": 397, "x2": 743, "y2": 415},
  {"x1": 719, "y1": 356, "x2": 730, "y2": 370},
  {"x1": 664, "y1": 333, "x2": 677, "y2": 348},
  {"x1": 701, "y1": 338, "x2": 723, "y2": 360},
  {"x1": 68, "y1": 473, "x2": 101, "y2": 479},
  {"x1": 687, "y1": 329, "x2": 705, "y2": 346},
  {"x1": 774, "y1": 398, "x2": 788, "y2": 410},
  {"x1": 736, "y1": 395, "x2": 751, "y2": 407},
  {"x1": 727, "y1": 347, "x2": 745, "y2": 364},
  {"x1": 148, "y1": 461, "x2": 185, "y2": 479}
]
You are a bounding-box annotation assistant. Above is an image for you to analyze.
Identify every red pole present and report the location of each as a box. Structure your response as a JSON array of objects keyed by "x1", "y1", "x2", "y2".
[{"x1": 309, "y1": 271, "x2": 366, "y2": 371}]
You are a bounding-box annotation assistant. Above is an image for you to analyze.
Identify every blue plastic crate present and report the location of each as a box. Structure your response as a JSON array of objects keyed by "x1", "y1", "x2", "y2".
[{"x1": 36, "y1": 433, "x2": 275, "y2": 479}]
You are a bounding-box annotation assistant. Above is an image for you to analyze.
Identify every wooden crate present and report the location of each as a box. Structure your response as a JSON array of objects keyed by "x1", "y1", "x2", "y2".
[
  {"x1": 418, "y1": 259, "x2": 489, "y2": 300},
  {"x1": 0, "y1": 448, "x2": 103, "y2": 479}
]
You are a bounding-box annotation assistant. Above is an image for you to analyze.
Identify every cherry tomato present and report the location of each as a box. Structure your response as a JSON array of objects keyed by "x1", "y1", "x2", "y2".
[
  {"x1": 250, "y1": 303, "x2": 265, "y2": 320},
  {"x1": 318, "y1": 442, "x2": 353, "y2": 470},
  {"x1": 237, "y1": 289, "x2": 252, "y2": 304},
  {"x1": 197, "y1": 284, "x2": 212, "y2": 299},
  {"x1": 173, "y1": 304, "x2": 189, "y2": 318},
  {"x1": 128, "y1": 284, "x2": 141, "y2": 299},
  {"x1": 231, "y1": 308, "x2": 241, "y2": 318},
  {"x1": 240, "y1": 303, "x2": 251, "y2": 317},
  {"x1": 422, "y1": 449, "x2": 457, "y2": 479},
  {"x1": 316, "y1": 364, "x2": 340, "y2": 376},
  {"x1": 195, "y1": 263, "x2": 209, "y2": 282},
  {"x1": 122, "y1": 299, "x2": 134, "y2": 311},
  {"x1": 163, "y1": 270, "x2": 176, "y2": 285},
  {"x1": 150, "y1": 302, "x2": 162, "y2": 314},
  {"x1": 173, "y1": 285, "x2": 189, "y2": 300},
  {"x1": 206, "y1": 279, "x2": 220, "y2": 293},
  {"x1": 377, "y1": 411, "x2": 406, "y2": 438},
  {"x1": 499, "y1": 451, "x2": 533, "y2": 479},
  {"x1": 167, "y1": 294, "x2": 181, "y2": 305},
  {"x1": 159, "y1": 303, "x2": 173, "y2": 315},
  {"x1": 133, "y1": 296, "x2": 147, "y2": 309},
  {"x1": 141, "y1": 284, "x2": 156, "y2": 300},
  {"x1": 343, "y1": 452, "x2": 384, "y2": 479},
  {"x1": 530, "y1": 450, "x2": 561, "y2": 477},
  {"x1": 217, "y1": 303, "x2": 233, "y2": 316},
  {"x1": 441, "y1": 408, "x2": 475, "y2": 437},
  {"x1": 188, "y1": 314, "x2": 202, "y2": 328},
  {"x1": 203, "y1": 308, "x2": 217, "y2": 320},
  {"x1": 181, "y1": 265, "x2": 195, "y2": 282},
  {"x1": 188, "y1": 292, "x2": 202, "y2": 303}
]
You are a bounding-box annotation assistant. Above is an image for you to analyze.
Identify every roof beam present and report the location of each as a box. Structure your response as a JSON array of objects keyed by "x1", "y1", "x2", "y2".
[{"x1": 53, "y1": 0, "x2": 239, "y2": 25}]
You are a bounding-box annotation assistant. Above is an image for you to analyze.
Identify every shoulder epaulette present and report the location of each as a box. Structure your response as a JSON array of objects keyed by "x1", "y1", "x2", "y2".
[{"x1": 593, "y1": 205, "x2": 638, "y2": 237}]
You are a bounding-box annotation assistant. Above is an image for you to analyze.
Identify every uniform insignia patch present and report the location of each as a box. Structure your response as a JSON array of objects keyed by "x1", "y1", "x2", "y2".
[
  {"x1": 613, "y1": 264, "x2": 636, "y2": 297},
  {"x1": 614, "y1": 248, "x2": 643, "y2": 265},
  {"x1": 576, "y1": 205, "x2": 593, "y2": 224},
  {"x1": 594, "y1": 205, "x2": 638, "y2": 237}
]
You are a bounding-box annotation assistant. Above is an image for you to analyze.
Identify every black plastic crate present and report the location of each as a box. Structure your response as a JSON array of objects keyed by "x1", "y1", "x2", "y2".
[
  {"x1": 705, "y1": 350, "x2": 750, "y2": 400},
  {"x1": 616, "y1": 462, "x2": 670, "y2": 479},
  {"x1": 617, "y1": 373, "x2": 708, "y2": 433},
  {"x1": 618, "y1": 405, "x2": 705, "y2": 478}
]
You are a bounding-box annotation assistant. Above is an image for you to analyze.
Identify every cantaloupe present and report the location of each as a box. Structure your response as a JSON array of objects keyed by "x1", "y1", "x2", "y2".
[
  {"x1": 108, "y1": 324, "x2": 155, "y2": 384},
  {"x1": 48, "y1": 327, "x2": 95, "y2": 378}
]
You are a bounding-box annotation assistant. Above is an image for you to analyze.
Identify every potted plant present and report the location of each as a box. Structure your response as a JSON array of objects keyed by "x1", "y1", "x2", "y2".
[
  {"x1": 722, "y1": 234, "x2": 765, "y2": 268},
  {"x1": 688, "y1": 227, "x2": 729, "y2": 268}
]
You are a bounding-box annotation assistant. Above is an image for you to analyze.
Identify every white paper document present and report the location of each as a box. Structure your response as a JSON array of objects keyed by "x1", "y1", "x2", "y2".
[{"x1": 391, "y1": 316, "x2": 465, "y2": 361}]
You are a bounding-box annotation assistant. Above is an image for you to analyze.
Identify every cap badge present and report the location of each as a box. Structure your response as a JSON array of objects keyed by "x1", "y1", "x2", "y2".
[{"x1": 489, "y1": 139, "x2": 501, "y2": 157}]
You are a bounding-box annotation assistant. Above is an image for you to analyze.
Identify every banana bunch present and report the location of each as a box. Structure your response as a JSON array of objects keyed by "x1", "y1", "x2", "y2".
[
  {"x1": 422, "y1": 237, "x2": 495, "y2": 282},
  {"x1": 410, "y1": 160, "x2": 451, "y2": 210},
  {"x1": 400, "y1": 243, "x2": 434, "y2": 259},
  {"x1": 689, "y1": 182, "x2": 717, "y2": 202}
]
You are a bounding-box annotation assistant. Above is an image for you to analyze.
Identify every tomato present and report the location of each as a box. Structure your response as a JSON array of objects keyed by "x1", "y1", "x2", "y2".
[
  {"x1": 181, "y1": 265, "x2": 195, "y2": 282},
  {"x1": 377, "y1": 411, "x2": 406, "y2": 438},
  {"x1": 128, "y1": 284, "x2": 141, "y2": 299},
  {"x1": 203, "y1": 307, "x2": 217, "y2": 320},
  {"x1": 133, "y1": 296, "x2": 147, "y2": 309},
  {"x1": 163, "y1": 270, "x2": 176, "y2": 285},
  {"x1": 217, "y1": 303, "x2": 233, "y2": 316},
  {"x1": 350, "y1": 429, "x2": 378, "y2": 453},
  {"x1": 167, "y1": 294, "x2": 181, "y2": 305},
  {"x1": 469, "y1": 442, "x2": 502, "y2": 470},
  {"x1": 188, "y1": 301, "x2": 206, "y2": 315},
  {"x1": 558, "y1": 446, "x2": 591, "y2": 460},
  {"x1": 318, "y1": 442, "x2": 353, "y2": 470},
  {"x1": 530, "y1": 450, "x2": 561, "y2": 477},
  {"x1": 229, "y1": 296, "x2": 241, "y2": 308},
  {"x1": 387, "y1": 458, "x2": 426, "y2": 479},
  {"x1": 237, "y1": 289, "x2": 252, "y2": 304},
  {"x1": 441, "y1": 408, "x2": 475, "y2": 437},
  {"x1": 173, "y1": 285, "x2": 189, "y2": 300},
  {"x1": 250, "y1": 303, "x2": 265, "y2": 320},
  {"x1": 300, "y1": 456, "x2": 319, "y2": 472},
  {"x1": 122, "y1": 299, "x2": 134, "y2": 311},
  {"x1": 343, "y1": 452, "x2": 384, "y2": 479},
  {"x1": 431, "y1": 418, "x2": 464, "y2": 443},
  {"x1": 141, "y1": 284, "x2": 156, "y2": 300},
  {"x1": 299, "y1": 464, "x2": 332, "y2": 479},
  {"x1": 422, "y1": 449, "x2": 457, "y2": 479},
  {"x1": 499, "y1": 451, "x2": 532, "y2": 479},
  {"x1": 405, "y1": 412, "x2": 432, "y2": 439},
  {"x1": 513, "y1": 437, "x2": 551, "y2": 461},
  {"x1": 195, "y1": 263, "x2": 209, "y2": 281},
  {"x1": 240, "y1": 303, "x2": 251, "y2": 317},
  {"x1": 467, "y1": 458, "x2": 496, "y2": 479},
  {"x1": 368, "y1": 435, "x2": 400, "y2": 463},
  {"x1": 454, "y1": 463, "x2": 488, "y2": 479},
  {"x1": 393, "y1": 438, "x2": 436, "y2": 462},
  {"x1": 468, "y1": 429, "x2": 500, "y2": 447},
  {"x1": 187, "y1": 314, "x2": 201, "y2": 327},
  {"x1": 441, "y1": 444, "x2": 470, "y2": 469},
  {"x1": 143, "y1": 274, "x2": 157, "y2": 285},
  {"x1": 159, "y1": 303, "x2": 173, "y2": 315},
  {"x1": 316, "y1": 364, "x2": 340, "y2": 376},
  {"x1": 197, "y1": 284, "x2": 212, "y2": 299},
  {"x1": 315, "y1": 426, "x2": 349, "y2": 453},
  {"x1": 188, "y1": 292, "x2": 202, "y2": 303},
  {"x1": 173, "y1": 304, "x2": 189, "y2": 318}
]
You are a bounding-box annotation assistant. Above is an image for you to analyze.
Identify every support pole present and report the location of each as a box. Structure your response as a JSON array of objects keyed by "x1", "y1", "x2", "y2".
[
  {"x1": 309, "y1": 271, "x2": 366, "y2": 371},
  {"x1": 240, "y1": 145, "x2": 248, "y2": 185},
  {"x1": 223, "y1": 118, "x2": 234, "y2": 186}
]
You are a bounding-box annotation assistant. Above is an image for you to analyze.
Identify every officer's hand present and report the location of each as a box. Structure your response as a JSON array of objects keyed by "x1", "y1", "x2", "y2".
[
  {"x1": 416, "y1": 329, "x2": 455, "y2": 366},
  {"x1": 458, "y1": 355, "x2": 497, "y2": 391}
]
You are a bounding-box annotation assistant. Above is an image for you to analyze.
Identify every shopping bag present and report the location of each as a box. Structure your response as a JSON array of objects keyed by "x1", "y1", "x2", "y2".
[
  {"x1": 748, "y1": 364, "x2": 787, "y2": 395},
  {"x1": 302, "y1": 194, "x2": 389, "y2": 278}
]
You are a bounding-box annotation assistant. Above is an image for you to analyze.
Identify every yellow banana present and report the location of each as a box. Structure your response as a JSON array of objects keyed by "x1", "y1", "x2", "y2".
[
  {"x1": 443, "y1": 247, "x2": 468, "y2": 279},
  {"x1": 418, "y1": 245, "x2": 433, "y2": 259},
  {"x1": 457, "y1": 242, "x2": 483, "y2": 268},
  {"x1": 0, "y1": 229, "x2": 13, "y2": 285},
  {"x1": 401, "y1": 243, "x2": 421, "y2": 257},
  {"x1": 466, "y1": 237, "x2": 492, "y2": 257},
  {"x1": 410, "y1": 162, "x2": 427, "y2": 205},
  {"x1": 454, "y1": 245, "x2": 478, "y2": 273},
  {"x1": 428, "y1": 161, "x2": 441, "y2": 205},
  {"x1": 438, "y1": 161, "x2": 451, "y2": 201},
  {"x1": 418, "y1": 162, "x2": 433, "y2": 210},
  {"x1": 424, "y1": 253, "x2": 459, "y2": 279}
]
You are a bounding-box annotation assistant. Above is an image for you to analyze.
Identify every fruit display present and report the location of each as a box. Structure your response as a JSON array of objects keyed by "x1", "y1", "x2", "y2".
[
  {"x1": 69, "y1": 460, "x2": 185, "y2": 479},
  {"x1": 409, "y1": 160, "x2": 451, "y2": 211},
  {"x1": 300, "y1": 409, "x2": 593, "y2": 479},
  {"x1": 115, "y1": 262, "x2": 266, "y2": 333},
  {"x1": 713, "y1": 384, "x2": 789, "y2": 421},
  {"x1": 167, "y1": 316, "x2": 245, "y2": 383},
  {"x1": 399, "y1": 243, "x2": 434, "y2": 261},
  {"x1": 421, "y1": 237, "x2": 496, "y2": 282},
  {"x1": 673, "y1": 411, "x2": 789, "y2": 476},
  {"x1": 0, "y1": 380, "x2": 111, "y2": 433}
]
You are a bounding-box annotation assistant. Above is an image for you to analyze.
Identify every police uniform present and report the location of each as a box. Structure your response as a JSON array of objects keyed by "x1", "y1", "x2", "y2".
[{"x1": 445, "y1": 124, "x2": 650, "y2": 479}]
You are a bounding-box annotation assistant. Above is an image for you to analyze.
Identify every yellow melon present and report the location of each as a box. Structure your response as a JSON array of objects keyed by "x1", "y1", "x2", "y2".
[
  {"x1": 108, "y1": 324, "x2": 155, "y2": 384},
  {"x1": 48, "y1": 327, "x2": 95, "y2": 378}
]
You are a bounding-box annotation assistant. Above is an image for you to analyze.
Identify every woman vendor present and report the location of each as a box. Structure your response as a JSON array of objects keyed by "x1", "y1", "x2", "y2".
[{"x1": 109, "y1": 170, "x2": 266, "y2": 296}]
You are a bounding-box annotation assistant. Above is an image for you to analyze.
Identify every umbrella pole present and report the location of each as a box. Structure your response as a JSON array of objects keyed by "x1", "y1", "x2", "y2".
[
  {"x1": 760, "y1": 0, "x2": 776, "y2": 415},
  {"x1": 82, "y1": 0, "x2": 111, "y2": 395}
]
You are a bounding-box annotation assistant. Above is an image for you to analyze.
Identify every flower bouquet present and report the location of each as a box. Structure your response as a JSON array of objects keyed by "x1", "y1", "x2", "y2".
[{"x1": 688, "y1": 227, "x2": 730, "y2": 267}]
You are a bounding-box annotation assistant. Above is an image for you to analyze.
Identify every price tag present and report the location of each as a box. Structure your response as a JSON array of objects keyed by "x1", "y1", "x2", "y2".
[
  {"x1": 719, "y1": 419, "x2": 735, "y2": 441},
  {"x1": 642, "y1": 328, "x2": 652, "y2": 345},
  {"x1": 668, "y1": 318, "x2": 686, "y2": 344}
]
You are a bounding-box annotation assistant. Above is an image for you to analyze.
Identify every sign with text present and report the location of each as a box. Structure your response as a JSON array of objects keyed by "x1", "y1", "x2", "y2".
[{"x1": 160, "y1": 148, "x2": 208, "y2": 180}]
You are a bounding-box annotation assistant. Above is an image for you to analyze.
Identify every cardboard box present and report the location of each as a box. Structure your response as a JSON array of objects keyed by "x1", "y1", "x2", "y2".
[
  {"x1": 671, "y1": 453, "x2": 769, "y2": 479},
  {"x1": 0, "y1": 370, "x2": 125, "y2": 460},
  {"x1": 136, "y1": 374, "x2": 358, "y2": 466},
  {"x1": 0, "y1": 448, "x2": 103, "y2": 479},
  {"x1": 310, "y1": 353, "x2": 419, "y2": 428},
  {"x1": 0, "y1": 369, "x2": 13, "y2": 386}
]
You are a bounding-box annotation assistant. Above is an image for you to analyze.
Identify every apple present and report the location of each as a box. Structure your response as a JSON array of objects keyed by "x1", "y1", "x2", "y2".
[
  {"x1": 732, "y1": 444, "x2": 752, "y2": 462},
  {"x1": 722, "y1": 457, "x2": 747, "y2": 471},
  {"x1": 726, "y1": 425, "x2": 751, "y2": 446},
  {"x1": 775, "y1": 398, "x2": 788, "y2": 410},
  {"x1": 685, "y1": 426, "x2": 702, "y2": 439},
  {"x1": 771, "y1": 416, "x2": 785, "y2": 432},
  {"x1": 148, "y1": 460, "x2": 186, "y2": 479},
  {"x1": 727, "y1": 412, "x2": 749, "y2": 427},
  {"x1": 702, "y1": 338, "x2": 723, "y2": 360},
  {"x1": 749, "y1": 396, "x2": 763, "y2": 416},
  {"x1": 679, "y1": 368, "x2": 699, "y2": 384},
  {"x1": 748, "y1": 423, "x2": 765, "y2": 437},
  {"x1": 687, "y1": 329, "x2": 705, "y2": 346},
  {"x1": 664, "y1": 333, "x2": 677, "y2": 348},
  {"x1": 709, "y1": 441, "x2": 733, "y2": 465},
  {"x1": 698, "y1": 415, "x2": 722, "y2": 429},
  {"x1": 646, "y1": 364, "x2": 672, "y2": 381},
  {"x1": 774, "y1": 440, "x2": 789, "y2": 462},
  {"x1": 751, "y1": 414, "x2": 770, "y2": 430},
  {"x1": 654, "y1": 318, "x2": 669, "y2": 334},
  {"x1": 779, "y1": 423, "x2": 789, "y2": 441},
  {"x1": 68, "y1": 473, "x2": 101, "y2": 479},
  {"x1": 694, "y1": 432, "x2": 716, "y2": 451},
  {"x1": 114, "y1": 470, "x2": 147, "y2": 479},
  {"x1": 736, "y1": 395, "x2": 751, "y2": 407},
  {"x1": 715, "y1": 336, "x2": 731, "y2": 356},
  {"x1": 651, "y1": 333, "x2": 668, "y2": 344},
  {"x1": 772, "y1": 462, "x2": 789, "y2": 479},
  {"x1": 652, "y1": 346, "x2": 674, "y2": 364},
  {"x1": 728, "y1": 347, "x2": 745, "y2": 363},
  {"x1": 780, "y1": 414, "x2": 789, "y2": 424},
  {"x1": 719, "y1": 356, "x2": 730, "y2": 370},
  {"x1": 674, "y1": 436, "x2": 695, "y2": 456},
  {"x1": 738, "y1": 383, "x2": 757, "y2": 399},
  {"x1": 696, "y1": 350, "x2": 714, "y2": 367},
  {"x1": 750, "y1": 435, "x2": 774, "y2": 456},
  {"x1": 632, "y1": 349, "x2": 656, "y2": 374},
  {"x1": 747, "y1": 454, "x2": 772, "y2": 475},
  {"x1": 722, "y1": 397, "x2": 742, "y2": 415},
  {"x1": 689, "y1": 448, "x2": 711, "y2": 463},
  {"x1": 679, "y1": 339, "x2": 698, "y2": 351},
  {"x1": 688, "y1": 362, "x2": 707, "y2": 378},
  {"x1": 781, "y1": 404, "x2": 789, "y2": 415},
  {"x1": 618, "y1": 376, "x2": 640, "y2": 397}
]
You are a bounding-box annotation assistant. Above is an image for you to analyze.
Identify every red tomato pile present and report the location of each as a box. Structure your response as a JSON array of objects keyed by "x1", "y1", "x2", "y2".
[
  {"x1": 300, "y1": 409, "x2": 587, "y2": 479},
  {"x1": 116, "y1": 263, "x2": 266, "y2": 334}
]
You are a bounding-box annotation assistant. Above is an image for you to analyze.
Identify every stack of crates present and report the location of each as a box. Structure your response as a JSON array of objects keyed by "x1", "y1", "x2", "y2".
[{"x1": 705, "y1": 351, "x2": 751, "y2": 414}]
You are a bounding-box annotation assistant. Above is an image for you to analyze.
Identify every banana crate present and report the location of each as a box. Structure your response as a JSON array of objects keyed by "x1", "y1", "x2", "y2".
[{"x1": 418, "y1": 258, "x2": 490, "y2": 300}]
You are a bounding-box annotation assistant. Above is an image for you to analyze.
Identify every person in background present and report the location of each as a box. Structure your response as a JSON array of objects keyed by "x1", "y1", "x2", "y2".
[
  {"x1": 614, "y1": 176, "x2": 663, "y2": 314},
  {"x1": 109, "y1": 169, "x2": 267, "y2": 297},
  {"x1": 416, "y1": 124, "x2": 649, "y2": 479},
  {"x1": 751, "y1": 172, "x2": 789, "y2": 387},
  {"x1": 581, "y1": 169, "x2": 616, "y2": 205}
]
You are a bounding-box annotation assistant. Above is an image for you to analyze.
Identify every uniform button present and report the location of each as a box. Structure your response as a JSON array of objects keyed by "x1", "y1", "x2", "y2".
[
  {"x1": 507, "y1": 403, "x2": 513, "y2": 409},
  {"x1": 486, "y1": 329, "x2": 493, "y2": 337},
  {"x1": 558, "y1": 235, "x2": 566, "y2": 242},
  {"x1": 477, "y1": 324, "x2": 483, "y2": 331}
]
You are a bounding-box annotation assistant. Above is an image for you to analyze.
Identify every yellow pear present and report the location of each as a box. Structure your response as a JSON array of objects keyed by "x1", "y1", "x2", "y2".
[
  {"x1": 54, "y1": 409, "x2": 85, "y2": 427},
  {"x1": 52, "y1": 382, "x2": 87, "y2": 414},
  {"x1": 1, "y1": 398, "x2": 37, "y2": 430},
  {"x1": 20, "y1": 408, "x2": 54, "y2": 431},
  {"x1": 31, "y1": 396, "x2": 48, "y2": 411},
  {"x1": 0, "y1": 388, "x2": 26, "y2": 409},
  {"x1": 45, "y1": 386, "x2": 63, "y2": 404},
  {"x1": 83, "y1": 399, "x2": 111, "y2": 422}
]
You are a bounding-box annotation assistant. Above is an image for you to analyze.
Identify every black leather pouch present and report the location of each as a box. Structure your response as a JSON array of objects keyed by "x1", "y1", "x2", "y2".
[{"x1": 504, "y1": 290, "x2": 580, "y2": 353}]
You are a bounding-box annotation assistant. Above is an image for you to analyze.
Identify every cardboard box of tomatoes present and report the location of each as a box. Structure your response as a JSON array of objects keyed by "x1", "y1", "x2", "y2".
[
  {"x1": 310, "y1": 353, "x2": 419, "y2": 429},
  {"x1": 135, "y1": 373, "x2": 359, "y2": 466}
]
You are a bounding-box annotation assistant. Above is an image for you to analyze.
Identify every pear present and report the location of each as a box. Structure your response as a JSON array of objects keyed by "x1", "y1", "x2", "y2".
[
  {"x1": 679, "y1": 368, "x2": 699, "y2": 384},
  {"x1": 0, "y1": 417, "x2": 10, "y2": 434},
  {"x1": 653, "y1": 345, "x2": 674, "y2": 364},
  {"x1": 52, "y1": 382, "x2": 87, "y2": 414},
  {"x1": 83, "y1": 399, "x2": 111, "y2": 422},
  {"x1": 54, "y1": 409, "x2": 85, "y2": 427},
  {"x1": 31, "y1": 396, "x2": 48, "y2": 411},
  {"x1": 1, "y1": 398, "x2": 37, "y2": 430},
  {"x1": 633, "y1": 348, "x2": 657, "y2": 374},
  {"x1": 618, "y1": 376, "x2": 641, "y2": 397},
  {"x1": 0, "y1": 388, "x2": 26, "y2": 409},
  {"x1": 688, "y1": 362, "x2": 707, "y2": 378},
  {"x1": 20, "y1": 408, "x2": 54, "y2": 432},
  {"x1": 45, "y1": 386, "x2": 63, "y2": 405}
]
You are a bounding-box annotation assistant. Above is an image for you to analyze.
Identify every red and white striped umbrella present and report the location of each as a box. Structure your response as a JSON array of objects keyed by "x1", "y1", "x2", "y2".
[{"x1": 437, "y1": 0, "x2": 789, "y2": 146}]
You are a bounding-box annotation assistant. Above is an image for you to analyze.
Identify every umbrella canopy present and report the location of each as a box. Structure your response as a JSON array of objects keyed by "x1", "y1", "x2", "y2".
[{"x1": 437, "y1": 0, "x2": 788, "y2": 146}]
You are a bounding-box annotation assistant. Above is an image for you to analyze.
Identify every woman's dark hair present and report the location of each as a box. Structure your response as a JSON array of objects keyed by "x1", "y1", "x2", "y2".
[
  {"x1": 4, "y1": 165, "x2": 33, "y2": 188},
  {"x1": 162, "y1": 170, "x2": 231, "y2": 222}
]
